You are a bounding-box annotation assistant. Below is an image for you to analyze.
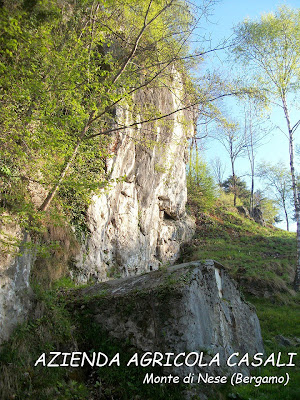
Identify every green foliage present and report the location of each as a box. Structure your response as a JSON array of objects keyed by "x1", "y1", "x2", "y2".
[
  {"x1": 257, "y1": 162, "x2": 293, "y2": 228},
  {"x1": 255, "y1": 193, "x2": 280, "y2": 225},
  {"x1": 187, "y1": 148, "x2": 217, "y2": 211},
  {"x1": 218, "y1": 191, "x2": 243, "y2": 207},
  {"x1": 0, "y1": 284, "x2": 81, "y2": 400},
  {"x1": 233, "y1": 6, "x2": 300, "y2": 96},
  {"x1": 260, "y1": 198, "x2": 279, "y2": 225},
  {"x1": 1, "y1": 0, "x2": 109, "y2": 237},
  {"x1": 232, "y1": 5, "x2": 300, "y2": 288},
  {"x1": 219, "y1": 176, "x2": 279, "y2": 224},
  {"x1": 0, "y1": 0, "x2": 198, "y2": 238}
]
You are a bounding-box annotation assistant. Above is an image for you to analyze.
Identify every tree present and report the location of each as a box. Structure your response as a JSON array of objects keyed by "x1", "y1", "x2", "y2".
[
  {"x1": 232, "y1": 5, "x2": 300, "y2": 290},
  {"x1": 214, "y1": 119, "x2": 246, "y2": 206},
  {"x1": 211, "y1": 156, "x2": 226, "y2": 186},
  {"x1": 221, "y1": 176, "x2": 251, "y2": 208},
  {"x1": 242, "y1": 100, "x2": 269, "y2": 215},
  {"x1": 187, "y1": 147, "x2": 216, "y2": 211},
  {"x1": 258, "y1": 162, "x2": 293, "y2": 231}
]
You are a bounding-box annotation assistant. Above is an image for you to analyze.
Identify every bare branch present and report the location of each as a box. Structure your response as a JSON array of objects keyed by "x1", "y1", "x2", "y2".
[{"x1": 87, "y1": 91, "x2": 243, "y2": 140}]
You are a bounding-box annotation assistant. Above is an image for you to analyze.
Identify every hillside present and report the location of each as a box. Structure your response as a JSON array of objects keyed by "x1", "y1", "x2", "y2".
[{"x1": 182, "y1": 196, "x2": 297, "y2": 299}]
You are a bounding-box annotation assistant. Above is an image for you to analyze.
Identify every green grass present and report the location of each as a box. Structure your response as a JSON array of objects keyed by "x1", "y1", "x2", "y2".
[
  {"x1": 182, "y1": 200, "x2": 296, "y2": 297},
  {"x1": 0, "y1": 284, "x2": 88, "y2": 400},
  {"x1": 252, "y1": 296, "x2": 300, "y2": 339},
  {"x1": 225, "y1": 297, "x2": 300, "y2": 400}
]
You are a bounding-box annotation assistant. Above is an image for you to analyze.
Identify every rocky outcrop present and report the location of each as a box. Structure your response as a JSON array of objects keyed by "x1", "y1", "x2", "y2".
[
  {"x1": 0, "y1": 221, "x2": 33, "y2": 343},
  {"x1": 75, "y1": 78, "x2": 195, "y2": 282},
  {"x1": 251, "y1": 206, "x2": 265, "y2": 226},
  {"x1": 71, "y1": 260, "x2": 264, "y2": 377},
  {"x1": 236, "y1": 206, "x2": 250, "y2": 218}
]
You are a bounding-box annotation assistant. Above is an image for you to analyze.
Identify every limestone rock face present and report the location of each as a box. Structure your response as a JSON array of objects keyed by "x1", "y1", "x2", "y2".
[
  {"x1": 75, "y1": 82, "x2": 195, "y2": 282},
  {"x1": 0, "y1": 222, "x2": 33, "y2": 343},
  {"x1": 73, "y1": 260, "x2": 264, "y2": 376}
]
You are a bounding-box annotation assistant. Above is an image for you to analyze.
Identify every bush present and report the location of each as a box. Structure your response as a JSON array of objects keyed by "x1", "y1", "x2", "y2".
[{"x1": 187, "y1": 150, "x2": 216, "y2": 211}]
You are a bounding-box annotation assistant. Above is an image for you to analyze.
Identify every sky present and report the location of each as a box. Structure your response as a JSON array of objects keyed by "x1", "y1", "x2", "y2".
[{"x1": 192, "y1": 0, "x2": 300, "y2": 231}]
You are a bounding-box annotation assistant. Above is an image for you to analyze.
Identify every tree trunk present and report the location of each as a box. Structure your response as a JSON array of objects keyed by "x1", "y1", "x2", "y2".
[
  {"x1": 250, "y1": 161, "x2": 254, "y2": 214},
  {"x1": 282, "y1": 93, "x2": 299, "y2": 290},
  {"x1": 230, "y1": 138, "x2": 237, "y2": 207},
  {"x1": 232, "y1": 165, "x2": 237, "y2": 207},
  {"x1": 39, "y1": 141, "x2": 81, "y2": 212},
  {"x1": 283, "y1": 204, "x2": 289, "y2": 232},
  {"x1": 38, "y1": 1, "x2": 167, "y2": 212},
  {"x1": 245, "y1": 105, "x2": 255, "y2": 215},
  {"x1": 249, "y1": 127, "x2": 255, "y2": 215},
  {"x1": 295, "y1": 208, "x2": 300, "y2": 291},
  {"x1": 39, "y1": 113, "x2": 94, "y2": 212}
]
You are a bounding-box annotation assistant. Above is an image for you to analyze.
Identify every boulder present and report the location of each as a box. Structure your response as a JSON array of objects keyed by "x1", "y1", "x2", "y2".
[
  {"x1": 71, "y1": 260, "x2": 264, "y2": 377},
  {"x1": 251, "y1": 206, "x2": 265, "y2": 226},
  {"x1": 236, "y1": 206, "x2": 250, "y2": 218}
]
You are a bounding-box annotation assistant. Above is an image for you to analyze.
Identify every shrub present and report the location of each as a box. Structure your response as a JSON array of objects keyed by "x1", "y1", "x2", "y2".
[{"x1": 187, "y1": 150, "x2": 216, "y2": 211}]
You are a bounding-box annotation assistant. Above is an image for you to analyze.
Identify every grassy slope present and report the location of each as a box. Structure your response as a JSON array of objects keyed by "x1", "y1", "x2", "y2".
[
  {"x1": 182, "y1": 198, "x2": 297, "y2": 299},
  {"x1": 183, "y1": 197, "x2": 300, "y2": 400}
]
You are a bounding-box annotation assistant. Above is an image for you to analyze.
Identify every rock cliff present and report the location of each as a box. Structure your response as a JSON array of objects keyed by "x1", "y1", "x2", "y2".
[
  {"x1": 0, "y1": 75, "x2": 195, "y2": 342},
  {"x1": 0, "y1": 222, "x2": 33, "y2": 343},
  {"x1": 75, "y1": 81, "x2": 195, "y2": 282}
]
